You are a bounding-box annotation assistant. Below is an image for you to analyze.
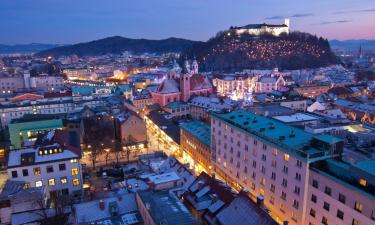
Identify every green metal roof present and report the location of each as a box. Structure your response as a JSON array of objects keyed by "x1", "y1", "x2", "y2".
[
  {"x1": 314, "y1": 134, "x2": 342, "y2": 145},
  {"x1": 180, "y1": 120, "x2": 211, "y2": 147},
  {"x1": 212, "y1": 110, "x2": 342, "y2": 161},
  {"x1": 165, "y1": 101, "x2": 188, "y2": 109}
]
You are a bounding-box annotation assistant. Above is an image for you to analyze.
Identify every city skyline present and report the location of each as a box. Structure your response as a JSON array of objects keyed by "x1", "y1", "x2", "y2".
[{"x1": 1, "y1": 0, "x2": 375, "y2": 45}]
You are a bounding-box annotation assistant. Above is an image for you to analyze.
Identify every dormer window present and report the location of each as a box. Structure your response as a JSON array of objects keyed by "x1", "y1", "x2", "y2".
[{"x1": 359, "y1": 178, "x2": 367, "y2": 187}]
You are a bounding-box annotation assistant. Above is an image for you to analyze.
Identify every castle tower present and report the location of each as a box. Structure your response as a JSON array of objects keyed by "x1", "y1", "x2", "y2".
[
  {"x1": 284, "y1": 18, "x2": 290, "y2": 28},
  {"x1": 191, "y1": 58, "x2": 199, "y2": 74},
  {"x1": 180, "y1": 72, "x2": 191, "y2": 102}
]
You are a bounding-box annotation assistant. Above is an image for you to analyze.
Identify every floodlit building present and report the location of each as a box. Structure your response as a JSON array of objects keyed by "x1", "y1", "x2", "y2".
[{"x1": 233, "y1": 19, "x2": 290, "y2": 36}]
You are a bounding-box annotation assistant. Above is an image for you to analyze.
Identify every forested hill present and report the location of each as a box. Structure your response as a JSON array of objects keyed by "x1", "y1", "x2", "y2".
[{"x1": 180, "y1": 31, "x2": 340, "y2": 72}]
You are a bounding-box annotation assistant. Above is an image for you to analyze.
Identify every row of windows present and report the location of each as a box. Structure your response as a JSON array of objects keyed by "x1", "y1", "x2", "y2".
[
  {"x1": 312, "y1": 179, "x2": 366, "y2": 213},
  {"x1": 11, "y1": 160, "x2": 78, "y2": 178},
  {"x1": 310, "y1": 208, "x2": 363, "y2": 225},
  {"x1": 33, "y1": 177, "x2": 80, "y2": 187}
]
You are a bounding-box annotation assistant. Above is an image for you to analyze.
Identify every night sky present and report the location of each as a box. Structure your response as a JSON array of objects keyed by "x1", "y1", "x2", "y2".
[{"x1": 1, "y1": 0, "x2": 374, "y2": 44}]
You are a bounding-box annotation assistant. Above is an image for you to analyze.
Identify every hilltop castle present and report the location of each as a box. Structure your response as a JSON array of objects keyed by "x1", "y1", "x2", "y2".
[{"x1": 232, "y1": 18, "x2": 290, "y2": 36}]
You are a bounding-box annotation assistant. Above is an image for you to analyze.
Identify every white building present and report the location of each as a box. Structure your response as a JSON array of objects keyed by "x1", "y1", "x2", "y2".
[
  {"x1": 7, "y1": 134, "x2": 83, "y2": 197},
  {"x1": 29, "y1": 76, "x2": 64, "y2": 91},
  {"x1": 234, "y1": 19, "x2": 290, "y2": 36},
  {"x1": 0, "y1": 95, "x2": 106, "y2": 128}
]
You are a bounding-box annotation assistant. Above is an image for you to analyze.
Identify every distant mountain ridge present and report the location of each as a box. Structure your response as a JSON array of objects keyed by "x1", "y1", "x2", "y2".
[
  {"x1": 36, "y1": 36, "x2": 202, "y2": 57},
  {"x1": 329, "y1": 39, "x2": 375, "y2": 51},
  {"x1": 0, "y1": 43, "x2": 61, "y2": 54}
]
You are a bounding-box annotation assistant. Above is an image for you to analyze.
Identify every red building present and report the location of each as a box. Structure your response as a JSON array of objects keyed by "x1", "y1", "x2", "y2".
[{"x1": 151, "y1": 71, "x2": 213, "y2": 107}]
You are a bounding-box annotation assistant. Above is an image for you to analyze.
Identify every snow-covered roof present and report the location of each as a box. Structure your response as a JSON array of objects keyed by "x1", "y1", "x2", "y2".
[
  {"x1": 8, "y1": 145, "x2": 79, "y2": 168},
  {"x1": 148, "y1": 172, "x2": 180, "y2": 185},
  {"x1": 273, "y1": 113, "x2": 318, "y2": 123}
]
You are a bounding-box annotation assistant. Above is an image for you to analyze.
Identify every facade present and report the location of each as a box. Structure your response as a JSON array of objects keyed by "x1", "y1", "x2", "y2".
[
  {"x1": 233, "y1": 19, "x2": 290, "y2": 36},
  {"x1": 210, "y1": 110, "x2": 344, "y2": 225},
  {"x1": 0, "y1": 75, "x2": 25, "y2": 95},
  {"x1": 115, "y1": 112, "x2": 147, "y2": 150},
  {"x1": 294, "y1": 85, "x2": 331, "y2": 98},
  {"x1": 164, "y1": 101, "x2": 190, "y2": 119},
  {"x1": 212, "y1": 74, "x2": 256, "y2": 99},
  {"x1": 255, "y1": 75, "x2": 287, "y2": 93},
  {"x1": 306, "y1": 159, "x2": 375, "y2": 225},
  {"x1": 29, "y1": 76, "x2": 64, "y2": 91},
  {"x1": 0, "y1": 95, "x2": 106, "y2": 128},
  {"x1": 189, "y1": 96, "x2": 235, "y2": 122},
  {"x1": 132, "y1": 90, "x2": 153, "y2": 111},
  {"x1": 180, "y1": 120, "x2": 211, "y2": 174},
  {"x1": 7, "y1": 131, "x2": 83, "y2": 198}
]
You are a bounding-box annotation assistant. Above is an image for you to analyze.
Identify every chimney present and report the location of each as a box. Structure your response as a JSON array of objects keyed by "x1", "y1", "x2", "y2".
[
  {"x1": 256, "y1": 195, "x2": 264, "y2": 207},
  {"x1": 99, "y1": 200, "x2": 105, "y2": 210}
]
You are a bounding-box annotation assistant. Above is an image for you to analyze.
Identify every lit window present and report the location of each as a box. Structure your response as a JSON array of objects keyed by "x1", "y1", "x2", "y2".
[
  {"x1": 70, "y1": 159, "x2": 77, "y2": 163},
  {"x1": 72, "y1": 179, "x2": 80, "y2": 186},
  {"x1": 359, "y1": 178, "x2": 367, "y2": 187},
  {"x1": 284, "y1": 154, "x2": 290, "y2": 161},
  {"x1": 35, "y1": 181, "x2": 43, "y2": 187},
  {"x1": 48, "y1": 179, "x2": 55, "y2": 186},
  {"x1": 71, "y1": 168, "x2": 79, "y2": 176},
  {"x1": 61, "y1": 177, "x2": 67, "y2": 184},
  {"x1": 354, "y1": 202, "x2": 363, "y2": 213},
  {"x1": 33, "y1": 167, "x2": 41, "y2": 175}
]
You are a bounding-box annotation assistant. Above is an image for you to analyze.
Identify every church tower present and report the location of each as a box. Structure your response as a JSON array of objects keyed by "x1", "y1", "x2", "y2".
[
  {"x1": 184, "y1": 59, "x2": 191, "y2": 74},
  {"x1": 180, "y1": 72, "x2": 191, "y2": 102},
  {"x1": 191, "y1": 58, "x2": 199, "y2": 74}
]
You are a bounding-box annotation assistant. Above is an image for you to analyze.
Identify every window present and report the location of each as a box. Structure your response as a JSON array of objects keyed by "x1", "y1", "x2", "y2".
[
  {"x1": 11, "y1": 170, "x2": 18, "y2": 178},
  {"x1": 261, "y1": 166, "x2": 266, "y2": 174},
  {"x1": 295, "y1": 172, "x2": 301, "y2": 181},
  {"x1": 260, "y1": 178, "x2": 266, "y2": 186},
  {"x1": 322, "y1": 216, "x2": 328, "y2": 225},
  {"x1": 271, "y1": 172, "x2": 276, "y2": 180},
  {"x1": 251, "y1": 183, "x2": 256, "y2": 190},
  {"x1": 312, "y1": 179, "x2": 319, "y2": 188},
  {"x1": 337, "y1": 210, "x2": 344, "y2": 220},
  {"x1": 359, "y1": 178, "x2": 366, "y2": 187},
  {"x1": 284, "y1": 154, "x2": 290, "y2": 161},
  {"x1": 33, "y1": 167, "x2": 41, "y2": 175},
  {"x1": 310, "y1": 208, "x2": 316, "y2": 217},
  {"x1": 296, "y1": 159, "x2": 302, "y2": 168},
  {"x1": 339, "y1": 193, "x2": 346, "y2": 204},
  {"x1": 59, "y1": 163, "x2": 66, "y2": 171},
  {"x1": 354, "y1": 202, "x2": 363, "y2": 213},
  {"x1": 22, "y1": 169, "x2": 28, "y2": 177},
  {"x1": 270, "y1": 184, "x2": 275, "y2": 193},
  {"x1": 283, "y1": 166, "x2": 288, "y2": 174},
  {"x1": 282, "y1": 179, "x2": 288, "y2": 187},
  {"x1": 72, "y1": 179, "x2": 80, "y2": 186},
  {"x1": 325, "y1": 186, "x2": 332, "y2": 196},
  {"x1": 46, "y1": 165, "x2": 54, "y2": 173},
  {"x1": 272, "y1": 160, "x2": 277, "y2": 168},
  {"x1": 71, "y1": 168, "x2": 79, "y2": 176},
  {"x1": 262, "y1": 154, "x2": 266, "y2": 161},
  {"x1": 35, "y1": 181, "x2": 43, "y2": 187},
  {"x1": 281, "y1": 191, "x2": 287, "y2": 200},
  {"x1": 270, "y1": 196, "x2": 275, "y2": 205},
  {"x1": 70, "y1": 159, "x2": 77, "y2": 163},
  {"x1": 293, "y1": 200, "x2": 299, "y2": 209},
  {"x1": 252, "y1": 161, "x2": 256, "y2": 168},
  {"x1": 323, "y1": 202, "x2": 330, "y2": 211},
  {"x1": 352, "y1": 219, "x2": 361, "y2": 225},
  {"x1": 272, "y1": 148, "x2": 278, "y2": 155},
  {"x1": 294, "y1": 186, "x2": 300, "y2": 195},
  {"x1": 48, "y1": 179, "x2": 55, "y2": 186},
  {"x1": 280, "y1": 203, "x2": 285, "y2": 213},
  {"x1": 61, "y1": 177, "x2": 67, "y2": 184},
  {"x1": 311, "y1": 194, "x2": 317, "y2": 203}
]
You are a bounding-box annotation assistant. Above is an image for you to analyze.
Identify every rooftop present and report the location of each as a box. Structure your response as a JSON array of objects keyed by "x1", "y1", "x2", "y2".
[
  {"x1": 137, "y1": 191, "x2": 198, "y2": 225},
  {"x1": 212, "y1": 110, "x2": 343, "y2": 162},
  {"x1": 273, "y1": 113, "x2": 318, "y2": 123},
  {"x1": 180, "y1": 120, "x2": 211, "y2": 146},
  {"x1": 148, "y1": 172, "x2": 180, "y2": 185}
]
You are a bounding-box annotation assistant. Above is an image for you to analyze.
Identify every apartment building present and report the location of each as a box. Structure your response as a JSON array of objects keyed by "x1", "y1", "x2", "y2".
[
  {"x1": 7, "y1": 131, "x2": 83, "y2": 198},
  {"x1": 180, "y1": 120, "x2": 211, "y2": 174},
  {"x1": 210, "y1": 110, "x2": 344, "y2": 225},
  {"x1": 0, "y1": 95, "x2": 106, "y2": 128},
  {"x1": 306, "y1": 159, "x2": 375, "y2": 225}
]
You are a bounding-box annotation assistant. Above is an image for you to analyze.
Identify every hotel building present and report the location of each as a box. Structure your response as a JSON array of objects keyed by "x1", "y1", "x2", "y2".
[{"x1": 210, "y1": 110, "x2": 345, "y2": 225}]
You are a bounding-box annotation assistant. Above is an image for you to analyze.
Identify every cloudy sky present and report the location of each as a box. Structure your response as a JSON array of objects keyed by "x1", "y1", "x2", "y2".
[{"x1": 0, "y1": 0, "x2": 374, "y2": 44}]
